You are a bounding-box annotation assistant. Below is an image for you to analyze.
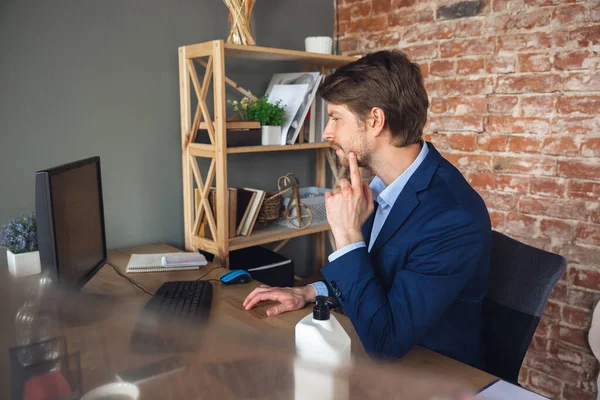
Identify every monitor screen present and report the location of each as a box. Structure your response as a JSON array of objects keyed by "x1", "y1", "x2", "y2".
[{"x1": 36, "y1": 156, "x2": 107, "y2": 288}]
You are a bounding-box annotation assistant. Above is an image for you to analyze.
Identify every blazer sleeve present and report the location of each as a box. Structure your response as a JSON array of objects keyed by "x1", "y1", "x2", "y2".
[{"x1": 320, "y1": 207, "x2": 485, "y2": 359}]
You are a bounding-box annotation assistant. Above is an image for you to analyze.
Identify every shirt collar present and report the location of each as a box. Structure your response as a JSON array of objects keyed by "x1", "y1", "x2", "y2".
[{"x1": 369, "y1": 141, "x2": 429, "y2": 210}]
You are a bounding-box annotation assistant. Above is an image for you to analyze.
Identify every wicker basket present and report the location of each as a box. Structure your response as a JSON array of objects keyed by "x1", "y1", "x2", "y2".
[{"x1": 257, "y1": 192, "x2": 282, "y2": 225}]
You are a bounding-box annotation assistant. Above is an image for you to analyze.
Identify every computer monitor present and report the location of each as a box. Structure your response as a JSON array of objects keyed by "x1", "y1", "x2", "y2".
[{"x1": 35, "y1": 156, "x2": 107, "y2": 288}]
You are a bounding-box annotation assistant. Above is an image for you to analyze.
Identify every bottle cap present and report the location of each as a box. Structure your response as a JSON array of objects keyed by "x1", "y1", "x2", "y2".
[{"x1": 313, "y1": 296, "x2": 335, "y2": 320}]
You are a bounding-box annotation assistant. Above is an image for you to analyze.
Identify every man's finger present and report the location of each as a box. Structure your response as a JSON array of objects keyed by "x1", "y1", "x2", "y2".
[
  {"x1": 244, "y1": 291, "x2": 287, "y2": 310},
  {"x1": 243, "y1": 287, "x2": 273, "y2": 307},
  {"x1": 267, "y1": 303, "x2": 287, "y2": 317},
  {"x1": 348, "y1": 152, "x2": 363, "y2": 193}
]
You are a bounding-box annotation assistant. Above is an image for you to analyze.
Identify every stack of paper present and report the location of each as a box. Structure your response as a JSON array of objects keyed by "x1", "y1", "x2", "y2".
[{"x1": 126, "y1": 252, "x2": 207, "y2": 274}]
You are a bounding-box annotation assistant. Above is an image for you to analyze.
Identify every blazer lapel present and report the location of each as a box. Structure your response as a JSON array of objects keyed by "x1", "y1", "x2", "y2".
[{"x1": 369, "y1": 141, "x2": 443, "y2": 255}]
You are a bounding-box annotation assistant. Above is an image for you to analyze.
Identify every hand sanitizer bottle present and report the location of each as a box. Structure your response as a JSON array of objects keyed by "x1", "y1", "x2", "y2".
[{"x1": 294, "y1": 296, "x2": 351, "y2": 400}]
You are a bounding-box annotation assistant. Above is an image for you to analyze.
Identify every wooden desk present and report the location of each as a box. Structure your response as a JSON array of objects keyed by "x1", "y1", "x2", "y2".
[{"x1": 2, "y1": 243, "x2": 497, "y2": 399}]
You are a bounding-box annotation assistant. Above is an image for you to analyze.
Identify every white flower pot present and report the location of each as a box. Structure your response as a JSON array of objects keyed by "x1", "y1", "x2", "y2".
[
  {"x1": 7, "y1": 250, "x2": 42, "y2": 277},
  {"x1": 305, "y1": 36, "x2": 333, "y2": 54},
  {"x1": 262, "y1": 125, "x2": 282, "y2": 145}
]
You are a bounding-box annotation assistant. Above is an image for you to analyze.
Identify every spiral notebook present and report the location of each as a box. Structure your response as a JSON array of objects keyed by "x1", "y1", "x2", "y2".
[{"x1": 126, "y1": 252, "x2": 207, "y2": 273}]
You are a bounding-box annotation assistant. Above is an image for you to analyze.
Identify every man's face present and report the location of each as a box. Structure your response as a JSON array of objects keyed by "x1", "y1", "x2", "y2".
[{"x1": 323, "y1": 104, "x2": 372, "y2": 168}]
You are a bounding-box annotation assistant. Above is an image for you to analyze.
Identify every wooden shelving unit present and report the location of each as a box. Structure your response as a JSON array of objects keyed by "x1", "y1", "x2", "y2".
[{"x1": 178, "y1": 40, "x2": 355, "y2": 267}]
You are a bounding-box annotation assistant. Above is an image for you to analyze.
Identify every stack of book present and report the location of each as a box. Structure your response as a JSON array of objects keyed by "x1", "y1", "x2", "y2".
[{"x1": 196, "y1": 187, "x2": 266, "y2": 238}]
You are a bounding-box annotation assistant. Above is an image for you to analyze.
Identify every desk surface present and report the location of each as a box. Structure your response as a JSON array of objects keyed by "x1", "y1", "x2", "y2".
[{"x1": 1, "y1": 243, "x2": 497, "y2": 399}]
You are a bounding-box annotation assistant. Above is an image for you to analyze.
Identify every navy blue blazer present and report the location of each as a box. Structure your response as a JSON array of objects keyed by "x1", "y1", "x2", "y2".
[{"x1": 321, "y1": 143, "x2": 491, "y2": 369}]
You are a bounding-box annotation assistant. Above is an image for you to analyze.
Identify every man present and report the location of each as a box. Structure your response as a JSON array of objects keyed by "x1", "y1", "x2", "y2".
[{"x1": 243, "y1": 50, "x2": 491, "y2": 369}]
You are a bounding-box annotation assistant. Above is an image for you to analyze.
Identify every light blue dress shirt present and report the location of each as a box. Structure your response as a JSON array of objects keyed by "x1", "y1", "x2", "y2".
[{"x1": 309, "y1": 142, "x2": 430, "y2": 297}]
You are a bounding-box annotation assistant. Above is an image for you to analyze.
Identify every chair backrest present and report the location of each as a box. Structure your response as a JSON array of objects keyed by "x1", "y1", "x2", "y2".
[{"x1": 482, "y1": 231, "x2": 567, "y2": 384}]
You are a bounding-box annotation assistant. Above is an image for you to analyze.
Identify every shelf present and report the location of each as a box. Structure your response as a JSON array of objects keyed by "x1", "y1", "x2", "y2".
[
  {"x1": 227, "y1": 222, "x2": 330, "y2": 251},
  {"x1": 183, "y1": 41, "x2": 358, "y2": 66},
  {"x1": 228, "y1": 142, "x2": 330, "y2": 153}
]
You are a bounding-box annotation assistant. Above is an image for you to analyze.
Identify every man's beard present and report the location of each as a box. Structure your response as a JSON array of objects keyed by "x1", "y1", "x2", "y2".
[{"x1": 334, "y1": 144, "x2": 371, "y2": 169}]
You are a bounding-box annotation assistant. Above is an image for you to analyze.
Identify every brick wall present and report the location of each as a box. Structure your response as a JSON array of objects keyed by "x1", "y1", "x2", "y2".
[{"x1": 336, "y1": 0, "x2": 600, "y2": 398}]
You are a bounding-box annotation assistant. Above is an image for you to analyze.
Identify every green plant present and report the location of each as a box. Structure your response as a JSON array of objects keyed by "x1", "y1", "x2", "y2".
[
  {"x1": 0, "y1": 213, "x2": 38, "y2": 254},
  {"x1": 228, "y1": 95, "x2": 285, "y2": 126}
]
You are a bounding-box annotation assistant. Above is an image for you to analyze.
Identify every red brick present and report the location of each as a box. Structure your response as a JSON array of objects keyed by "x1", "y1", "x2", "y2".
[
  {"x1": 486, "y1": 55, "x2": 517, "y2": 74},
  {"x1": 569, "y1": 25, "x2": 600, "y2": 47},
  {"x1": 593, "y1": 211, "x2": 600, "y2": 225},
  {"x1": 528, "y1": 369, "x2": 563, "y2": 398},
  {"x1": 489, "y1": 210, "x2": 507, "y2": 229},
  {"x1": 573, "y1": 267, "x2": 600, "y2": 291},
  {"x1": 525, "y1": 0, "x2": 576, "y2": 5},
  {"x1": 403, "y1": 22, "x2": 453, "y2": 43},
  {"x1": 519, "y1": 197, "x2": 589, "y2": 221},
  {"x1": 567, "y1": 180, "x2": 600, "y2": 201},
  {"x1": 519, "y1": 53, "x2": 552, "y2": 73},
  {"x1": 444, "y1": 153, "x2": 492, "y2": 171},
  {"x1": 558, "y1": 159, "x2": 600, "y2": 180},
  {"x1": 502, "y1": 7, "x2": 553, "y2": 31},
  {"x1": 429, "y1": 60, "x2": 455, "y2": 77},
  {"x1": 528, "y1": 335, "x2": 549, "y2": 352},
  {"x1": 541, "y1": 136, "x2": 579, "y2": 156},
  {"x1": 544, "y1": 301, "x2": 562, "y2": 321},
  {"x1": 564, "y1": 384, "x2": 596, "y2": 400},
  {"x1": 520, "y1": 95, "x2": 556, "y2": 117},
  {"x1": 564, "y1": 71, "x2": 600, "y2": 92},
  {"x1": 519, "y1": 366, "x2": 529, "y2": 386},
  {"x1": 530, "y1": 177, "x2": 567, "y2": 198},
  {"x1": 549, "y1": 340, "x2": 584, "y2": 365},
  {"x1": 429, "y1": 78, "x2": 494, "y2": 97},
  {"x1": 401, "y1": 42, "x2": 438, "y2": 61},
  {"x1": 388, "y1": 8, "x2": 433, "y2": 27},
  {"x1": 350, "y1": 2, "x2": 371, "y2": 19},
  {"x1": 345, "y1": 15, "x2": 387, "y2": 33},
  {"x1": 506, "y1": 212, "x2": 539, "y2": 237},
  {"x1": 498, "y1": 32, "x2": 567, "y2": 52},
  {"x1": 576, "y1": 224, "x2": 600, "y2": 247},
  {"x1": 497, "y1": 174, "x2": 529, "y2": 194},
  {"x1": 429, "y1": 98, "x2": 445, "y2": 114},
  {"x1": 540, "y1": 218, "x2": 576, "y2": 241},
  {"x1": 391, "y1": 0, "x2": 415, "y2": 7},
  {"x1": 419, "y1": 63, "x2": 428, "y2": 79},
  {"x1": 552, "y1": 116, "x2": 600, "y2": 135},
  {"x1": 493, "y1": 0, "x2": 525, "y2": 13},
  {"x1": 479, "y1": 190, "x2": 519, "y2": 211},
  {"x1": 339, "y1": 37, "x2": 358, "y2": 53},
  {"x1": 582, "y1": 138, "x2": 600, "y2": 157},
  {"x1": 454, "y1": 18, "x2": 485, "y2": 37},
  {"x1": 363, "y1": 31, "x2": 401, "y2": 50},
  {"x1": 496, "y1": 74, "x2": 562, "y2": 94},
  {"x1": 439, "y1": 38, "x2": 495, "y2": 58},
  {"x1": 478, "y1": 135, "x2": 508, "y2": 152},
  {"x1": 457, "y1": 58, "x2": 486, "y2": 75},
  {"x1": 449, "y1": 134, "x2": 477, "y2": 151},
  {"x1": 553, "y1": 4, "x2": 588, "y2": 26},
  {"x1": 555, "y1": 50, "x2": 600, "y2": 71},
  {"x1": 371, "y1": 0, "x2": 391, "y2": 15},
  {"x1": 469, "y1": 172, "x2": 496, "y2": 190},
  {"x1": 559, "y1": 326, "x2": 590, "y2": 349},
  {"x1": 443, "y1": 97, "x2": 487, "y2": 115},
  {"x1": 524, "y1": 352, "x2": 584, "y2": 383},
  {"x1": 486, "y1": 116, "x2": 549, "y2": 134},
  {"x1": 509, "y1": 136, "x2": 543, "y2": 153},
  {"x1": 562, "y1": 305, "x2": 591, "y2": 329},
  {"x1": 558, "y1": 95, "x2": 600, "y2": 114},
  {"x1": 428, "y1": 116, "x2": 484, "y2": 132},
  {"x1": 487, "y1": 95, "x2": 518, "y2": 114},
  {"x1": 424, "y1": 133, "x2": 450, "y2": 150},
  {"x1": 549, "y1": 282, "x2": 568, "y2": 303},
  {"x1": 567, "y1": 287, "x2": 600, "y2": 311},
  {"x1": 493, "y1": 156, "x2": 556, "y2": 176},
  {"x1": 563, "y1": 245, "x2": 600, "y2": 266}
]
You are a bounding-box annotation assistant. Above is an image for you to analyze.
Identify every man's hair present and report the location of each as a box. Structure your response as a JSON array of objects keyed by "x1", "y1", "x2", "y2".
[{"x1": 318, "y1": 50, "x2": 428, "y2": 147}]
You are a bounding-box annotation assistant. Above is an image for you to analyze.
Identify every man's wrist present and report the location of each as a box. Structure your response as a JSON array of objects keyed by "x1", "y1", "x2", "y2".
[
  {"x1": 333, "y1": 230, "x2": 364, "y2": 249},
  {"x1": 303, "y1": 285, "x2": 317, "y2": 303}
]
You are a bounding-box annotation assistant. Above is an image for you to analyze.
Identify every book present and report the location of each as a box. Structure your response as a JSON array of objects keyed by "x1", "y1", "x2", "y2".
[
  {"x1": 239, "y1": 188, "x2": 266, "y2": 236},
  {"x1": 236, "y1": 188, "x2": 257, "y2": 236},
  {"x1": 126, "y1": 252, "x2": 207, "y2": 273}
]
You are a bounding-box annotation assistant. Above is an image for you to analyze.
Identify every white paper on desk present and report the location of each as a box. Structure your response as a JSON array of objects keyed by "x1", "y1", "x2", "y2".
[{"x1": 476, "y1": 380, "x2": 549, "y2": 400}]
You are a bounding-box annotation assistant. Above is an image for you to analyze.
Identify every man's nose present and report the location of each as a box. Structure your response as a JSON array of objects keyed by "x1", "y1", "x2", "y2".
[{"x1": 322, "y1": 120, "x2": 334, "y2": 142}]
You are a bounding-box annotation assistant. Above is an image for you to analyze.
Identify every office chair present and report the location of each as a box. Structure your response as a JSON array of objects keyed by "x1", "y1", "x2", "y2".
[{"x1": 482, "y1": 230, "x2": 567, "y2": 384}]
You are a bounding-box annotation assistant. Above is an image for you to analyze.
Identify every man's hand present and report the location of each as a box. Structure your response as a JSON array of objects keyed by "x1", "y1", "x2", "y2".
[
  {"x1": 325, "y1": 152, "x2": 374, "y2": 249},
  {"x1": 243, "y1": 285, "x2": 316, "y2": 316}
]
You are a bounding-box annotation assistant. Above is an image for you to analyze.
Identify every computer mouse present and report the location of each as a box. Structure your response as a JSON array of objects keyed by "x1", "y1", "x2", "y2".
[{"x1": 220, "y1": 269, "x2": 252, "y2": 285}]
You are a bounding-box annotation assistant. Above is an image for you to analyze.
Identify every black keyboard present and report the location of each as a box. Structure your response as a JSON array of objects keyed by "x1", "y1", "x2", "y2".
[{"x1": 130, "y1": 280, "x2": 213, "y2": 353}]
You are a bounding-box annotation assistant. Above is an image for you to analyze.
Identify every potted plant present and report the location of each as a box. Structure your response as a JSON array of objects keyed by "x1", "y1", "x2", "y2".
[
  {"x1": 230, "y1": 95, "x2": 285, "y2": 145},
  {"x1": 0, "y1": 213, "x2": 41, "y2": 277}
]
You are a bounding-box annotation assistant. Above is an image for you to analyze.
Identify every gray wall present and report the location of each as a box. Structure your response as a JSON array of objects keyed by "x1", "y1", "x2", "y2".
[{"x1": 0, "y1": 0, "x2": 334, "y2": 273}]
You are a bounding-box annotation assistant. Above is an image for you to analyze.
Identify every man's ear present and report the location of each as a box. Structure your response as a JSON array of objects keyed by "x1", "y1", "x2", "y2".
[{"x1": 369, "y1": 107, "x2": 386, "y2": 137}]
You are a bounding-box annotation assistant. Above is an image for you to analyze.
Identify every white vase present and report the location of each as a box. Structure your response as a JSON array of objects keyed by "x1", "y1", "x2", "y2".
[
  {"x1": 7, "y1": 250, "x2": 42, "y2": 277},
  {"x1": 262, "y1": 125, "x2": 282, "y2": 145}
]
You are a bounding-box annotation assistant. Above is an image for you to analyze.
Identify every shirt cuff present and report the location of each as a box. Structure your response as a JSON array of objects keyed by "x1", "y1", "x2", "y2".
[
  {"x1": 328, "y1": 241, "x2": 367, "y2": 262},
  {"x1": 308, "y1": 281, "x2": 329, "y2": 298}
]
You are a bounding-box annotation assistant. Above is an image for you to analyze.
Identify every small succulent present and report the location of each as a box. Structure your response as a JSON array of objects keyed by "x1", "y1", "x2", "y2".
[{"x1": 0, "y1": 213, "x2": 38, "y2": 254}]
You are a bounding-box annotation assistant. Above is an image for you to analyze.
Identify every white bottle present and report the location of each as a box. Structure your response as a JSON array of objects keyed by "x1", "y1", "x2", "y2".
[{"x1": 294, "y1": 296, "x2": 351, "y2": 400}]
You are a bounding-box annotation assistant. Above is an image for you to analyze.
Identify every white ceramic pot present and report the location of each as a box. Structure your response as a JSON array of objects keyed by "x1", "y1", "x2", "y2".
[
  {"x1": 305, "y1": 36, "x2": 333, "y2": 54},
  {"x1": 7, "y1": 250, "x2": 41, "y2": 277},
  {"x1": 262, "y1": 125, "x2": 282, "y2": 145}
]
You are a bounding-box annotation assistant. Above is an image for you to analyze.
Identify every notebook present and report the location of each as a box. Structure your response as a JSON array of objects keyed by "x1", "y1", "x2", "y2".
[{"x1": 126, "y1": 252, "x2": 207, "y2": 273}]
